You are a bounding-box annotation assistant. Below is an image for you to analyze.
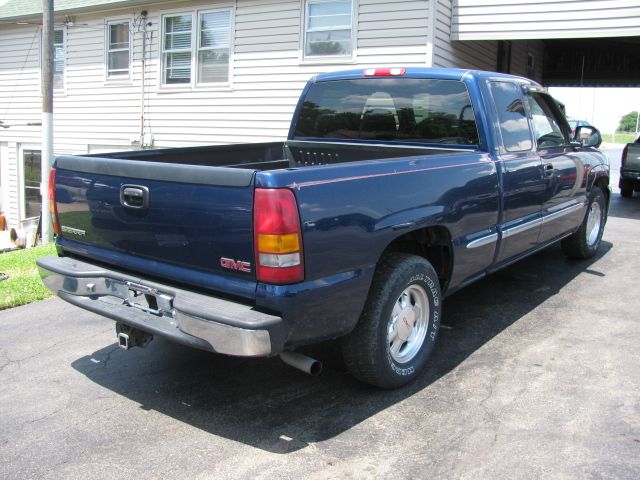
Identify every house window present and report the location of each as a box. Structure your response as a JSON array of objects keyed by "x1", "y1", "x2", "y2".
[
  {"x1": 161, "y1": 9, "x2": 231, "y2": 86},
  {"x1": 54, "y1": 29, "x2": 64, "y2": 89},
  {"x1": 197, "y1": 10, "x2": 231, "y2": 84},
  {"x1": 107, "y1": 22, "x2": 130, "y2": 78},
  {"x1": 304, "y1": 0, "x2": 353, "y2": 58},
  {"x1": 163, "y1": 14, "x2": 192, "y2": 84},
  {"x1": 22, "y1": 149, "x2": 42, "y2": 220}
]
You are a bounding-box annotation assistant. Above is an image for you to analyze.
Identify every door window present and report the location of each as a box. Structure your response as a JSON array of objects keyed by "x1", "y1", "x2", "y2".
[{"x1": 526, "y1": 93, "x2": 568, "y2": 149}]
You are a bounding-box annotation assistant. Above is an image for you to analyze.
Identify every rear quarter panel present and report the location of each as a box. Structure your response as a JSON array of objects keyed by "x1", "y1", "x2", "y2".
[{"x1": 255, "y1": 151, "x2": 499, "y2": 344}]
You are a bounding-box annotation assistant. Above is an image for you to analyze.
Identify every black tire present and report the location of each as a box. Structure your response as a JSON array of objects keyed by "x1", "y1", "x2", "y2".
[
  {"x1": 620, "y1": 179, "x2": 633, "y2": 198},
  {"x1": 561, "y1": 188, "x2": 606, "y2": 259},
  {"x1": 342, "y1": 253, "x2": 441, "y2": 389}
]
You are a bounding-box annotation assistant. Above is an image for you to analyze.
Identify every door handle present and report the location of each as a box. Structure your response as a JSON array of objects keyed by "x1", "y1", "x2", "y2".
[{"x1": 120, "y1": 185, "x2": 149, "y2": 209}]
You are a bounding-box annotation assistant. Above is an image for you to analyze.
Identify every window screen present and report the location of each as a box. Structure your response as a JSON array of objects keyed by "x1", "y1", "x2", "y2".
[{"x1": 294, "y1": 78, "x2": 479, "y2": 145}]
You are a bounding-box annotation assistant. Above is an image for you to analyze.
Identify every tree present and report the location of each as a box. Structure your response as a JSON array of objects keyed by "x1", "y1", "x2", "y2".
[{"x1": 617, "y1": 111, "x2": 639, "y2": 133}]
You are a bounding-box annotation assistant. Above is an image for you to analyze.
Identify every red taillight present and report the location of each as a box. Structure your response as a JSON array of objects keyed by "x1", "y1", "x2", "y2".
[
  {"x1": 48, "y1": 167, "x2": 61, "y2": 235},
  {"x1": 363, "y1": 68, "x2": 406, "y2": 77},
  {"x1": 621, "y1": 145, "x2": 628, "y2": 168},
  {"x1": 254, "y1": 188, "x2": 304, "y2": 284}
]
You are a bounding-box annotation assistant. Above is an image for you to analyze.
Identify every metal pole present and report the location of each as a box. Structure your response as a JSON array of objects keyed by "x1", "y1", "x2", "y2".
[
  {"x1": 41, "y1": 0, "x2": 54, "y2": 244},
  {"x1": 635, "y1": 111, "x2": 639, "y2": 135}
]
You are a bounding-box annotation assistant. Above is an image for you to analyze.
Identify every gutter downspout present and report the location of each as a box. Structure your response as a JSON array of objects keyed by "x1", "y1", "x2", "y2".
[{"x1": 139, "y1": 11, "x2": 148, "y2": 148}]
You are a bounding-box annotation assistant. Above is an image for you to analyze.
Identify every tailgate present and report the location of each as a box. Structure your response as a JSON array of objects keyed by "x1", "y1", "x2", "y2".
[{"x1": 54, "y1": 155, "x2": 257, "y2": 285}]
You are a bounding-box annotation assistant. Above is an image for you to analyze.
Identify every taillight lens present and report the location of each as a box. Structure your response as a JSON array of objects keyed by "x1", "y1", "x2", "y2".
[
  {"x1": 254, "y1": 188, "x2": 304, "y2": 284},
  {"x1": 48, "y1": 167, "x2": 61, "y2": 235},
  {"x1": 621, "y1": 145, "x2": 628, "y2": 168}
]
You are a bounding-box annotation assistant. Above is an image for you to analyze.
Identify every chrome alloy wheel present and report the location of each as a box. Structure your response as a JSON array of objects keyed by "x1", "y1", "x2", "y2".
[
  {"x1": 387, "y1": 285, "x2": 430, "y2": 364},
  {"x1": 586, "y1": 201, "x2": 602, "y2": 247}
]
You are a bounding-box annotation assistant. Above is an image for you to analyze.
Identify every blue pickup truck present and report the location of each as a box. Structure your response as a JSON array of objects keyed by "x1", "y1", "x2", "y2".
[{"x1": 38, "y1": 68, "x2": 609, "y2": 388}]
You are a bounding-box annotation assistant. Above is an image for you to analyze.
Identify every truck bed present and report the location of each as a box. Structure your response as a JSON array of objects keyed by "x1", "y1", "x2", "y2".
[
  {"x1": 91, "y1": 140, "x2": 468, "y2": 170},
  {"x1": 53, "y1": 140, "x2": 472, "y2": 302}
]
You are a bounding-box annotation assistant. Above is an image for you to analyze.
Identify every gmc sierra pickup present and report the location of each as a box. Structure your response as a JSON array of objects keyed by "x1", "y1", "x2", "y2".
[{"x1": 38, "y1": 68, "x2": 610, "y2": 388}]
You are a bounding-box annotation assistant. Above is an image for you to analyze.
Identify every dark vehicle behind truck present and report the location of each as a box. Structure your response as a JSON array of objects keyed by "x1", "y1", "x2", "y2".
[
  {"x1": 620, "y1": 134, "x2": 640, "y2": 197},
  {"x1": 38, "y1": 68, "x2": 609, "y2": 388}
]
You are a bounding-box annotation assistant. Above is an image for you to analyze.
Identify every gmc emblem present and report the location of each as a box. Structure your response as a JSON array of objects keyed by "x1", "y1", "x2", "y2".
[{"x1": 220, "y1": 257, "x2": 252, "y2": 273}]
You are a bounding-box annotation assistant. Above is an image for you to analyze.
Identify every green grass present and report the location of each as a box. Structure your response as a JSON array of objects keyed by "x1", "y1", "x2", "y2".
[
  {"x1": 601, "y1": 132, "x2": 638, "y2": 145},
  {"x1": 0, "y1": 243, "x2": 57, "y2": 310}
]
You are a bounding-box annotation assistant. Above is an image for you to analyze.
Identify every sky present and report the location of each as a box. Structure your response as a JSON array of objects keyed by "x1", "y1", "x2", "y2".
[{"x1": 549, "y1": 87, "x2": 640, "y2": 134}]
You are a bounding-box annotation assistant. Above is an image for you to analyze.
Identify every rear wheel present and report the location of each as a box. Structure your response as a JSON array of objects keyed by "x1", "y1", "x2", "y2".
[
  {"x1": 561, "y1": 188, "x2": 606, "y2": 259},
  {"x1": 342, "y1": 253, "x2": 441, "y2": 389},
  {"x1": 620, "y1": 179, "x2": 633, "y2": 198}
]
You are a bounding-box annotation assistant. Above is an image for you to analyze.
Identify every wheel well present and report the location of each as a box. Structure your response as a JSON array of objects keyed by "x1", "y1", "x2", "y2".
[
  {"x1": 381, "y1": 226, "x2": 453, "y2": 290},
  {"x1": 593, "y1": 176, "x2": 610, "y2": 211}
]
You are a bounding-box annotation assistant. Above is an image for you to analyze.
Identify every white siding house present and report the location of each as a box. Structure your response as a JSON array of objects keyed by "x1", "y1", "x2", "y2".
[
  {"x1": 1, "y1": 0, "x2": 638, "y2": 229},
  {"x1": 1, "y1": 0, "x2": 444, "y2": 228},
  {"x1": 452, "y1": 0, "x2": 640, "y2": 40}
]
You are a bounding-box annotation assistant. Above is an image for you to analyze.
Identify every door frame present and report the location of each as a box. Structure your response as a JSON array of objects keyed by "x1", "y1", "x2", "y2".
[
  {"x1": 18, "y1": 143, "x2": 42, "y2": 223},
  {"x1": 0, "y1": 142, "x2": 8, "y2": 219}
]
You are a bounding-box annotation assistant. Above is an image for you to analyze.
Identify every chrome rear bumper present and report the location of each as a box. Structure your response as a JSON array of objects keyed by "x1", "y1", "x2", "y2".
[{"x1": 37, "y1": 255, "x2": 283, "y2": 356}]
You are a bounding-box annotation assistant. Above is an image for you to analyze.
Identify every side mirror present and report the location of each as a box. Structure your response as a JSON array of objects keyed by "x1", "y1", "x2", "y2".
[{"x1": 574, "y1": 125, "x2": 602, "y2": 148}]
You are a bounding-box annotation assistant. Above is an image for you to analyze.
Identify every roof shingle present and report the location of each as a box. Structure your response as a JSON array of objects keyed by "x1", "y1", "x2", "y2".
[{"x1": 0, "y1": 0, "x2": 152, "y2": 21}]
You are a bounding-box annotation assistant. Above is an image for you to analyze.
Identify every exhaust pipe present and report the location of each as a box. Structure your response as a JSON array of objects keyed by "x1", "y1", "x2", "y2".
[{"x1": 280, "y1": 351, "x2": 323, "y2": 376}]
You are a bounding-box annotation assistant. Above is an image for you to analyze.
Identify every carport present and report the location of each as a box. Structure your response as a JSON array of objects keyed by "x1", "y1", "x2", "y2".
[
  {"x1": 543, "y1": 37, "x2": 640, "y2": 87},
  {"x1": 452, "y1": 1, "x2": 640, "y2": 88}
]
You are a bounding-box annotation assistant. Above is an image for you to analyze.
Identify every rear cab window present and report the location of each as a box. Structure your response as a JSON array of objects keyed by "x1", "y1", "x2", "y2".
[{"x1": 293, "y1": 78, "x2": 479, "y2": 146}]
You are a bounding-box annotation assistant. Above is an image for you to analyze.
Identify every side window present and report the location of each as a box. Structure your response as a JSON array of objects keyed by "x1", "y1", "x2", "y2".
[
  {"x1": 197, "y1": 9, "x2": 232, "y2": 84},
  {"x1": 303, "y1": 0, "x2": 353, "y2": 59},
  {"x1": 107, "y1": 21, "x2": 131, "y2": 79},
  {"x1": 53, "y1": 29, "x2": 65, "y2": 90},
  {"x1": 162, "y1": 14, "x2": 193, "y2": 85},
  {"x1": 489, "y1": 81, "x2": 532, "y2": 152},
  {"x1": 526, "y1": 93, "x2": 568, "y2": 149},
  {"x1": 161, "y1": 9, "x2": 232, "y2": 87}
]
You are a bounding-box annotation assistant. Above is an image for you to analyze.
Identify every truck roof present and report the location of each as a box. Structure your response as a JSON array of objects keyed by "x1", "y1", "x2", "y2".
[{"x1": 313, "y1": 67, "x2": 542, "y2": 89}]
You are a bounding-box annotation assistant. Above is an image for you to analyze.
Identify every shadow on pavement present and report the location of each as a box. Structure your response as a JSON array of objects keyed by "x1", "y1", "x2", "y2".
[
  {"x1": 608, "y1": 194, "x2": 640, "y2": 220},
  {"x1": 71, "y1": 241, "x2": 612, "y2": 454}
]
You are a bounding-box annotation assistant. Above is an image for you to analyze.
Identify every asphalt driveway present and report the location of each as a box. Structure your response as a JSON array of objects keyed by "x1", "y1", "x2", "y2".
[{"x1": 1, "y1": 147, "x2": 639, "y2": 479}]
